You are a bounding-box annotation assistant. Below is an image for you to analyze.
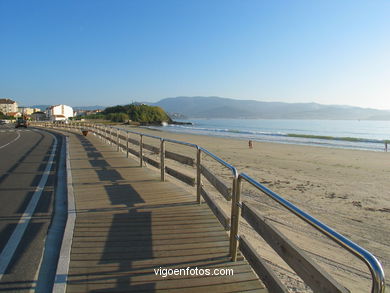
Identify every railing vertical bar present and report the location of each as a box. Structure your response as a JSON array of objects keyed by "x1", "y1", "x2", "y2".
[
  {"x1": 117, "y1": 129, "x2": 119, "y2": 151},
  {"x1": 126, "y1": 131, "x2": 129, "y2": 158},
  {"x1": 160, "y1": 139, "x2": 165, "y2": 181},
  {"x1": 196, "y1": 148, "x2": 202, "y2": 204},
  {"x1": 230, "y1": 175, "x2": 241, "y2": 261},
  {"x1": 139, "y1": 134, "x2": 143, "y2": 167}
]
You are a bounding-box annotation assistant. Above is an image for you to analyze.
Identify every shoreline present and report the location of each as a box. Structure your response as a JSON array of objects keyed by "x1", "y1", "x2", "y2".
[
  {"x1": 122, "y1": 124, "x2": 389, "y2": 292},
  {"x1": 143, "y1": 124, "x2": 389, "y2": 153}
]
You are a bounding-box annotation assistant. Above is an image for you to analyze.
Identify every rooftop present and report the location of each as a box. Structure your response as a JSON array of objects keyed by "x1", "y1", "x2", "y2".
[{"x1": 0, "y1": 98, "x2": 16, "y2": 104}]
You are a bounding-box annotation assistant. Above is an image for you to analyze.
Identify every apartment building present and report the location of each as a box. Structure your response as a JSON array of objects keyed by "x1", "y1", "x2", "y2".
[{"x1": 0, "y1": 98, "x2": 18, "y2": 114}]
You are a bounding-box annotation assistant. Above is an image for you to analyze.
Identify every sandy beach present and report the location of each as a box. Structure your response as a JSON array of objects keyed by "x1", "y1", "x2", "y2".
[{"x1": 119, "y1": 125, "x2": 389, "y2": 292}]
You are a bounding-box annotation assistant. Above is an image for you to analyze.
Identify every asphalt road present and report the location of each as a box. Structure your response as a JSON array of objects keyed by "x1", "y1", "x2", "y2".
[{"x1": 0, "y1": 124, "x2": 64, "y2": 292}]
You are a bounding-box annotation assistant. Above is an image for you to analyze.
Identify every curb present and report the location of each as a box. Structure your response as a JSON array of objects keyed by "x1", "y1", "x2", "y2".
[{"x1": 52, "y1": 136, "x2": 76, "y2": 293}]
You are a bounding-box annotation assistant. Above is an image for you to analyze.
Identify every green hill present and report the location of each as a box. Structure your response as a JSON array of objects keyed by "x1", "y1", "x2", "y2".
[{"x1": 103, "y1": 104, "x2": 172, "y2": 124}]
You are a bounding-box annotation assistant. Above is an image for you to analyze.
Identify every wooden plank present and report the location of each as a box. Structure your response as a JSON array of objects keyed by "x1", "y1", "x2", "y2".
[
  {"x1": 143, "y1": 156, "x2": 160, "y2": 168},
  {"x1": 200, "y1": 165, "x2": 231, "y2": 200},
  {"x1": 118, "y1": 134, "x2": 126, "y2": 141},
  {"x1": 118, "y1": 141, "x2": 126, "y2": 150},
  {"x1": 128, "y1": 137, "x2": 140, "y2": 146},
  {"x1": 239, "y1": 235, "x2": 289, "y2": 293},
  {"x1": 68, "y1": 260, "x2": 250, "y2": 276},
  {"x1": 241, "y1": 202, "x2": 349, "y2": 293},
  {"x1": 127, "y1": 147, "x2": 140, "y2": 158},
  {"x1": 67, "y1": 280, "x2": 265, "y2": 293},
  {"x1": 165, "y1": 151, "x2": 195, "y2": 166},
  {"x1": 165, "y1": 166, "x2": 195, "y2": 186},
  {"x1": 200, "y1": 187, "x2": 230, "y2": 231},
  {"x1": 66, "y1": 277, "x2": 264, "y2": 293},
  {"x1": 143, "y1": 142, "x2": 160, "y2": 154},
  {"x1": 71, "y1": 246, "x2": 230, "y2": 260}
]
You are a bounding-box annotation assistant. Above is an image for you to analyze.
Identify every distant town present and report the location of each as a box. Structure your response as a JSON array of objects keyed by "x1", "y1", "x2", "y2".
[{"x1": 0, "y1": 98, "x2": 102, "y2": 122}]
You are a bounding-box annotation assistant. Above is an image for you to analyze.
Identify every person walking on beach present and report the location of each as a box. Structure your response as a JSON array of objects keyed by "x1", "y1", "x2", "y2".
[
  {"x1": 248, "y1": 140, "x2": 253, "y2": 149},
  {"x1": 385, "y1": 141, "x2": 388, "y2": 152}
]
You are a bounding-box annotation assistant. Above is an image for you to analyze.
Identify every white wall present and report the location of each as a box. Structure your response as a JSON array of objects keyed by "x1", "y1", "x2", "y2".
[{"x1": 49, "y1": 105, "x2": 74, "y2": 119}]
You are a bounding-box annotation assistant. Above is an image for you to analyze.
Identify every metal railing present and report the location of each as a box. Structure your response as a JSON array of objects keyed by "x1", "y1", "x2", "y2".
[
  {"x1": 36, "y1": 121, "x2": 386, "y2": 293},
  {"x1": 234, "y1": 173, "x2": 385, "y2": 293},
  {"x1": 95, "y1": 125, "x2": 237, "y2": 211}
]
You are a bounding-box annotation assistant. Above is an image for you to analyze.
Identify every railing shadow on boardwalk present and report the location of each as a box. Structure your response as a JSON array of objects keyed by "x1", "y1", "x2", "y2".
[
  {"x1": 71, "y1": 135, "x2": 155, "y2": 292},
  {"x1": 68, "y1": 134, "x2": 246, "y2": 292}
]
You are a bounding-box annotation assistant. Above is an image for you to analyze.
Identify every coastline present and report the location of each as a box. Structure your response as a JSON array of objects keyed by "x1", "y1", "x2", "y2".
[
  {"x1": 150, "y1": 119, "x2": 390, "y2": 152},
  {"x1": 122, "y1": 125, "x2": 389, "y2": 292}
]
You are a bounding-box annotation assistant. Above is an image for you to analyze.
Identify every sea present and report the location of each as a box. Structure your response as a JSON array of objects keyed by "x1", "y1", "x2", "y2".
[{"x1": 146, "y1": 119, "x2": 390, "y2": 152}]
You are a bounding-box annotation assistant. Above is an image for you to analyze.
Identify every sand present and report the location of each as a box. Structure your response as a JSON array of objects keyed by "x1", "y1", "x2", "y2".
[{"x1": 118, "y1": 125, "x2": 390, "y2": 292}]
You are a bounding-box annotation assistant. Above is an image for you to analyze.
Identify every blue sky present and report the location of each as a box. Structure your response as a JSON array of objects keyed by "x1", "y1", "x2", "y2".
[{"x1": 0, "y1": 0, "x2": 389, "y2": 109}]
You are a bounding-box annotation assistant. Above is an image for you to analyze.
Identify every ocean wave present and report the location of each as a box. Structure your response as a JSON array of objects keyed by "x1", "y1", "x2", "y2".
[
  {"x1": 146, "y1": 123, "x2": 388, "y2": 152},
  {"x1": 167, "y1": 125, "x2": 287, "y2": 137}
]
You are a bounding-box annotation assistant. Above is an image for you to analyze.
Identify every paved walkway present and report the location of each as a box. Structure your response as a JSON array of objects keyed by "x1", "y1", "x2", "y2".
[{"x1": 64, "y1": 130, "x2": 266, "y2": 292}]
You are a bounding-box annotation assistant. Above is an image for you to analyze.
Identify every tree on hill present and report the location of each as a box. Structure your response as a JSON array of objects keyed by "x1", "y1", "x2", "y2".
[
  {"x1": 103, "y1": 104, "x2": 172, "y2": 124},
  {"x1": 107, "y1": 113, "x2": 129, "y2": 122}
]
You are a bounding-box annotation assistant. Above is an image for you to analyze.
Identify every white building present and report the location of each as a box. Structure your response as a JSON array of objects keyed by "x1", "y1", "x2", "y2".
[
  {"x1": 47, "y1": 104, "x2": 74, "y2": 121},
  {"x1": 0, "y1": 98, "x2": 18, "y2": 114},
  {"x1": 18, "y1": 107, "x2": 37, "y2": 115}
]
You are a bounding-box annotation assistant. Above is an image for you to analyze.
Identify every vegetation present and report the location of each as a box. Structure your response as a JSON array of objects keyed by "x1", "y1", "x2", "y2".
[
  {"x1": 106, "y1": 113, "x2": 129, "y2": 122},
  {"x1": 83, "y1": 113, "x2": 106, "y2": 120},
  {"x1": 0, "y1": 111, "x2": 12, "y2": 120},
  {"x1": 103, "y1": 104, "x2": 172, "y2": 124}
]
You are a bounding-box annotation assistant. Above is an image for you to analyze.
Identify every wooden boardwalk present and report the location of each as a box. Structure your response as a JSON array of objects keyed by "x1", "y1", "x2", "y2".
[{"x1": 65, "y1": 131, "x2": 267, "y2": 292}]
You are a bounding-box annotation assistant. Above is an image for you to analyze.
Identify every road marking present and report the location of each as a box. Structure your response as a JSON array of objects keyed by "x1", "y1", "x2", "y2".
[
  {"x1": 0, "y1": 134, "x2": 58, "y2": 280},
  {"x1": 0, "y1": 131, "x2": 21, "y2": 149}
]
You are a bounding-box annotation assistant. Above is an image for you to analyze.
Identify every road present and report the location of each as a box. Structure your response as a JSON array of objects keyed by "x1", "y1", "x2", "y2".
[{"x1": 0, "y1": 124, "x2": 64, "y2": 292}]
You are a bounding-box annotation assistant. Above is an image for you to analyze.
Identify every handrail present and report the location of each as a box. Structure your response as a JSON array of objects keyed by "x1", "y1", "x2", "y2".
[
  {"x1": 39, "y1": 121, "x2": 385, "y2": 292},
  {"x1": 98, "y1": 124, "x2": 238, "y2": 202},
  {"x1": 236, "y1": 173, "x2": 385, "y2": 293},
  {"x1": 198, "y1": 146, "x2": 238, "y2": 178},
  {"x1": 109, "y1": 124, "x2": 238, "y2": 178}
]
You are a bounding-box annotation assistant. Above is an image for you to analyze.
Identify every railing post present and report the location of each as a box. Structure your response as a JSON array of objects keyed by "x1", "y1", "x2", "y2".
[
  {"x1": 126, "y1": 132, "x2": 129, "y2": 158},
  {"x1": 117, "y1": 128, "x2": 119, "y2": 151},
  {"x1": 139, "y1": 135, "x2": 143, "y2": 167},
  {"x1": 160, "y1": 139, "x2": 165, "y2": 181},
  {"x1": 230, "y1": 175, "x2": 241, "y2": 261},
  {"x1": 196, "y1": 148, "x2": 202, "y2": 204}
]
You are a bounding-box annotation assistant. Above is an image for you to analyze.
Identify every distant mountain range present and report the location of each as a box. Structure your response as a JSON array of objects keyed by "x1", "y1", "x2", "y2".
[
  {"x1": 28, "y1": 97, "x2": 390, "y2": 120},
  {"x1": 72, "y1": 105, "x2": 106, "y2": 111},
  {"x1": 151, "y1": 96, "x2": 390, "y2": 120},
  {"x1": 29, "y1": 105, "x2": 51, "y2": 111}
]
